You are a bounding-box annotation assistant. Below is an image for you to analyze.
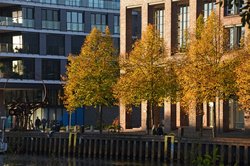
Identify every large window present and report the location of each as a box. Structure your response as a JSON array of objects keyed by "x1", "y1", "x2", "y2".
[
  {"x1": 227, "y1": 26, "x2": 245, "y2": 49},
  {"x1": 42, "y1": 59, "x2": 60, "y2": 80},
  {"x1": 12, "y1": 10, "x2": 22, "y2": 24},
  {"x1": 71, "y1": 35, "x2": 85, "y2": 54},
  {"x1": 0, "y1": 58, "x2": 35, "y2": 79},
  {"x1": 225, "y1": 0, "x2": 243, "y2": 16},
  {"x1": 42, "y1": 9, "x2": 60, "y2": 30},
  {"x1": 154, "y1": 8, "x2": 164, "y2": 38},
  {"x1": 204, "y1": 2, "x2": 216, "y2": 20},
  {"x1": 91, "y1": 13, "x2": 107, "y2": 32},
  {"x1": 132, "y1": 10, "x2": 141, "y2": 38},
  {"x1": 67, "y1": 11, "x2": 84, "y2": 32},
  {"x1": 12, "y1": 35, "x2": 22, "y2": 53},
  {"x1": 46, "y1": 34, "x2": 64, "y2": 55},
  {"x1": 179, "y1": 6, "x2": 189, "y2": 52},
  {"x1": 114, "y1": 15, "x2": 119, "y2": 34}
]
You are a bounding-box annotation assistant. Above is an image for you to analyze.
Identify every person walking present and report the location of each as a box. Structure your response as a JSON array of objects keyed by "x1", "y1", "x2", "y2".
[
  {"x1": 41, "y1": 118, "x2": 47, "y2": 132},
  {"x1": 35, "y1": 117, "x2": 41, "y2": 130}
]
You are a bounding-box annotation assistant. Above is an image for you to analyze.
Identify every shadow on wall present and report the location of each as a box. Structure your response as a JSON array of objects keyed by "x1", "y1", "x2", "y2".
[{"x1": 84, "y1": 106, "x2": 119, "y2": 127}]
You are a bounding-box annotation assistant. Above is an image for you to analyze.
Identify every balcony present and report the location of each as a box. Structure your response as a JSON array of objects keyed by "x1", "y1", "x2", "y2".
[
  {"x1": 9, "y1": 0, "x2": 120, "y2": 11},
  {"x1": 91, "y1": 24, "x2": 106, "y2": 33},
  {"x1": 0, "y1": 43, "x2": 38, "y2": 54},
  {"x1": 42, "y1": 20, "x2": 60, "y2": 30},
  {"x1": 0, "y1": 16, "x2": 34, "y2": 28},
  {"x1": 67, "y1": 23, "x2": 84, "y2": 32}
]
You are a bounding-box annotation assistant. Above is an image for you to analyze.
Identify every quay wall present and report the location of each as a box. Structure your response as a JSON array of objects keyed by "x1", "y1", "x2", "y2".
[{"x1": 4, "y1": 132, "x2": 250, "y2": 165}]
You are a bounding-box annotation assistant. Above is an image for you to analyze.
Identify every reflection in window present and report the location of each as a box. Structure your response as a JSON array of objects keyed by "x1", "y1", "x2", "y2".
[
  {"x1": 89, "y1": 0, "x2": 104, "y2": 8},
  {"x1": 179, "y1": 6, "x2": 189, "y2": 52},
  {"x1": 91, "y1": 13, "x2": 107, "y2": 32},
  {"x1": 204, "y1": 2, "x2": 216, "y2": 21},
  {"x1": 42, "y1": 9, "x2": 60, "y2": 30},
  {"x1": 42, "y1": 59, "x2": 60, "y2": 80},
  {"x1": 154, "y1": 8, "x2": 164, "y2": 38},
  {"x1": 227, "y1": 26, "x2": 245, "y2": 49},
  {"x1": 132, "y1": 10, "x2": 141, "y2": 39},
  {"x1": 225, "y1": 0, "x2": 243, "y2": 15},
  {"x1": 67, "y1": 12, "x2": 84, "y2": 32},
  {"x1": 114, "y1": 15, "x2": 119, "y2": 34}
]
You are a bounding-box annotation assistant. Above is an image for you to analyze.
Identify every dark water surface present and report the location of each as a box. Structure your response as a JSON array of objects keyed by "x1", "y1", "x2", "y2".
[{"x1": 0, "y1": 155, "x2": 177, "y2": 166}]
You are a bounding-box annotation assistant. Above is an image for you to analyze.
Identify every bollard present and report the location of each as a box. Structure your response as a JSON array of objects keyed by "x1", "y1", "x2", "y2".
[{"x1": 164, "y1": 135, "x2": 175, "y2": 161}]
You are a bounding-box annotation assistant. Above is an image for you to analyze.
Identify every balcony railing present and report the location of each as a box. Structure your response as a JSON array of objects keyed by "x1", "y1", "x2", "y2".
[
  {"x1": 114, "y1": 25, "x2": 120, "y2": 34},
  {"x1": 42, "y1": 20, "x2": 60, "y2": 30},
  {"x1": 67, "y1": 23, "x2": 84, "y2": 32},
  {"x1": 0, "y1": 43, "x2": 38, "y2": 54},
  {"x1": 12, "y1": 0, "x2": 120, "y2": 10},
  {"x1": 0, "y1": 16, "x2": 34, "y2": 28},
  {"x1": 91, "y1": 24, "x2": 106, "y2": 33}
]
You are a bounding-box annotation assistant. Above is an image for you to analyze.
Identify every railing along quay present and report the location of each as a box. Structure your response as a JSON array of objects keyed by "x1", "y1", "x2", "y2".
[{"x1": 4, "y1": 132, "x2": 250, "y2": 165}]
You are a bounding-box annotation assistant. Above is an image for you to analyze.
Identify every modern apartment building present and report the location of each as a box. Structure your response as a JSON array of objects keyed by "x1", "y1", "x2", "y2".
[
  {"x1": 0, "y1": 0, "x2": 120, "y2": 128},
  {"x1": 120, "y1": 0, "x2": 247, "y2": 134}
]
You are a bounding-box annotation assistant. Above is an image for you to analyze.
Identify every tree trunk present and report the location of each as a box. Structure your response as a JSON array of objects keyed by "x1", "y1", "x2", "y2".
[{"x1": 99, "y1": 105, "x2": 103, "y2": 134}]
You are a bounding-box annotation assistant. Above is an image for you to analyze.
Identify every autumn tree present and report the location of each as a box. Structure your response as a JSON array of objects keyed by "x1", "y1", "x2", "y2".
[
  {"x1": 177, "y1": 12, "x2": 237, "y2": 135},
  {"x1": 114, "y1": 25, "x2": 178, "y2": 133},
  {"x1": 235, "y1": 36, "x2": 250, "y2": 128},
  {"x1": 63, "y1": 27, "x2": 119, "y2": 133}
]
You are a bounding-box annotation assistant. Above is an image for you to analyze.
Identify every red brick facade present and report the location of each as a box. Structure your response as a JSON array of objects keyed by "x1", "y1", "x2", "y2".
[{"x1": 120, "y1": 0, "x2": 247, "y2": 134}]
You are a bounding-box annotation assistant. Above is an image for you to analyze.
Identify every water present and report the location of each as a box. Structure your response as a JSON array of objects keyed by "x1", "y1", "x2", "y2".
[{"x1": 0, "y1": 155, "x2": 176, "y2": 166}]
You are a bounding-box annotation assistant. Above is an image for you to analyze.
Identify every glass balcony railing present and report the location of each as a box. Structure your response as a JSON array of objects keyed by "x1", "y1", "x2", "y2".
[
  {"x1": 13, "y1": 0, "x2": 120, "y2": 10},
  {"x1": 0, "y1": 16, "x2": 34, "y2": 28},
  {"x1": 114, "y1": 25, "x2": 120, "y2": 34},
  {"x1": 67, "y1": 23, "x2": 84, "y2": 32},
  {"x1": 0, "y1": 43, "x2": 39, "y2": 54},
  {"x1": 42, "y1": 20, "x2": 60, "y2": 30},
  {"x1": 91, "y1": 25, "x2": 106, "y2": 33}
]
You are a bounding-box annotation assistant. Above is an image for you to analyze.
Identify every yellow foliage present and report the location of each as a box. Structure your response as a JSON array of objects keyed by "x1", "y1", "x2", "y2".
[
  {"x1": 177, "y1": 12, "x2": 237, "y2": 108},
  {"x1": 113, "y1": 25, "x2": 179, "y2": 106},
  {"x1": 235, "y1": 38, "x2": 250, "y2": 112},
  {"x1": 63, "y1": 27, "x2": 119, "y2": 111}
]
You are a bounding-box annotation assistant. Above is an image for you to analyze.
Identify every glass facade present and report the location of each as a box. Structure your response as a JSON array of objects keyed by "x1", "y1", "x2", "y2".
[
  {"x1": 179, "y1": 6, "x2": 189, "y2": 52},
  {"x1": 91, "y1": 13, "x2": 107, "y2": 32},
  {"x1": 0, "y1": 0, "x2": 120, "y2": 128},
  {"x1": 67, "y1": 11, "x2": 84, "y2": 32},
  {"x1": 154, "y1": 8, "x2": 164, "y2": 38},
  {"x1": 13, "y1": 0, "x2": 120, "y2": 10}
]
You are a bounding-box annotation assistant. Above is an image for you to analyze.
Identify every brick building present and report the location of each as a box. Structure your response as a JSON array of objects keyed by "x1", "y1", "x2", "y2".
[{"x1": 120, "y1": 0, "x2": 247, "y2": 135}]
